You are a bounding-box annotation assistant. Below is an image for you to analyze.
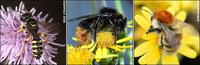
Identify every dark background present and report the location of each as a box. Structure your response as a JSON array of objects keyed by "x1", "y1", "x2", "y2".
[{"x1": 0, "y1": 0, "x2": 66, "y2": 64}]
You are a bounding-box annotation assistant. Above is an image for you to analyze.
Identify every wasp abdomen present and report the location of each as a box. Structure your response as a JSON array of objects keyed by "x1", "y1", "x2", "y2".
[{"x1": 32, "y1": 40, "x2": 43, "y2": 59}]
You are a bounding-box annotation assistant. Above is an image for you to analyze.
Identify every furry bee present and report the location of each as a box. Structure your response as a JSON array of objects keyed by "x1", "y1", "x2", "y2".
[
  {"x1": 20, "y1": 12, "x2": 43, "y2": 59},
  {"x1": 146, "y1": 10, "x2": 198, "y2": 54},
  {"x1": 68, "y1": 7, "x2": 127, "y2": 45}
]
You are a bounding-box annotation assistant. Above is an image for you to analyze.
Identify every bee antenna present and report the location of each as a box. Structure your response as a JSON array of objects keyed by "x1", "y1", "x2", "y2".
[{"x1": 141, "y1": 9, "x2": 153, "y2": 16}]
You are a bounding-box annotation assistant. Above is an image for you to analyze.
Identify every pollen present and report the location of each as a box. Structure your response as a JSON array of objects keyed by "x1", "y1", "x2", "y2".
[
  {"x1": 68, "y1": 48, "x2": 94, "y2": 64},
  {"x1": 96, "y1": 32, "x2": 115, "y2": 48}
]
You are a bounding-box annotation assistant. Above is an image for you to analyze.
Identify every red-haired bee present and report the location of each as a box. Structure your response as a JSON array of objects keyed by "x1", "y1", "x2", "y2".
[
  {"x1": 68, "y1": 7, "x2": 127, "y2": 45},
  {"x1": 145, "y1": 10, "x2": 198, "y2": 54}
]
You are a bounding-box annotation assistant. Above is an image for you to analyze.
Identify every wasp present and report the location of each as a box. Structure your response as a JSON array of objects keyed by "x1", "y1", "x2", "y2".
[
  {"x1": 68, "y1": 7, "x2": 127, "y2": 45},
  {"x1": 20, "y1": 12, "x2": 44, "y2": 59},
  {"x1": 145, "y1": 9, "x2": 198, "y2": 54}
]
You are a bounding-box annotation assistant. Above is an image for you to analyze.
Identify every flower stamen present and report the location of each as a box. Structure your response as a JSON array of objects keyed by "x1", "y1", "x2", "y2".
[{"x1": 96, "y1": 32, "x2": 115, "y2": 48}]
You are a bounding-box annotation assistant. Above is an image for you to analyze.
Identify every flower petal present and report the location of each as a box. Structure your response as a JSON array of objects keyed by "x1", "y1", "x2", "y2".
[
  {"x1": 116, "y1": 36, "x2": 132, "y2": 44},
  {"x1": 115, "y1": 45, "x2": 132, "y2": 49},
  {"x1": 162, "y1": 54, "x2": 179, "y2": 65},
  {"x1": 178, "y1": 45, "x2": 197, "y2": 59},
  {"x1": 176, "y1": 11, "x2": 187, "y2": 22},
  {"x1": 135, "y1": 15, "x2": 151, "y2": 31},
  {"x1": 167, "y1": 7, "x2": 175, "y2": 15},
  {"x1": 134, "y1": 40, "x2": 155, "y2": 57},
  {"x1": 109, "y1": 46, "x2": 123, "y2": 52},
  {"x1": 142, "y1": 33, "x2": 158, "y2": 40},
  {"x1": 138, "y1": 46, "x2": 160, "y2": 64},
  {"x1": 95, "y1": 54, "x2": 118, "y2": 59},
  {"x1": 95, "y1": 48, "x2": 102, "y2": 62},
  {"x1": 141, "y1": 6, "x2": 152, "y2": 21},
  {"x1": 102, "y1": 47, "x2": 108, "y2": 56},
  {"x1": 182, "y1": 36, "x2": 199, "y2": 46}
]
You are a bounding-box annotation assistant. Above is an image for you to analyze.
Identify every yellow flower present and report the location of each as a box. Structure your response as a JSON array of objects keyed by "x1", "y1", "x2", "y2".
[
  {"x1": 67, "y1": 40, "x2": 96, "y2": 65},
  {"x1": 71, "y1": 32, "x2": 132, "y2": 63},
  {"x1": 134, "y1": 6, "x2": 199, "y2": 64},
  {"x1": 95, "y1": 32, "x2": 132, "y2": 62}
]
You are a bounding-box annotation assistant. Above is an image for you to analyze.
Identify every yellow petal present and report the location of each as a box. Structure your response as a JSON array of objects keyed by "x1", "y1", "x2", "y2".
[
  {"x1": 127, "y1": 25, "x2": 133, "y2": 28},
  {"x1": 134, "y1": 27, "x2": 146, "y2": 40},
  {"x1": 95, "y1": 48, "x2": 102, "y2": 62},
  {"x1": 141, "y1": 6, "x2": 152, "y2": 21},
  {"x1": 138, "y1": 46, "x2": 160, "y2": 64},
  {"x1": 167, "y1": 7, "x2": 175, "y2": 15},
  {"x1": 176, "y1": 11, "x2": 187, "y2": 22},
  {"x1": 128, "y1": 20, "x2": 133, "y2": 25},
  {"x1": 95, "y1": 54, "x2": 118, "y2": 59},
  {"x1": 162, "y1": 54, "x2": 179, "y2": 65},
  {"x1": 115, "y1": 45, "x2": 132, "y2": 49},
  {"x1": 102, "y1": 47, "x2": 108, "y2": 56},
  {"x1": 109, "y1": 46, "x2": 123, "y2": 52},
  {"x1": 89, "y1": 40, "x2": 96, "y2": 52},
  {"x1": 182, "y1": 36, "x2": 199, "y2": 46},
  {"x1": 178, "y1": 45, "x2": 197, "y2": 59},
  {"x1": 95, "y1": 48, "x2": 102, "y2": 57},
  {"x1": 95, "y1": 48, "x2": 118, "y2": 62},
  {"x1": 135, "y1": 15, "x2": 151, "y2": 31},
  {"x1": 116, "y1": 36, "x2": 132, "y2": 44},
  {"x1": 134, "y1": 41, "x2": 155, "y2": 57},
  {"x1": 142, "y1": 33, "x2": 158, "y2": 40},
  {"x1": 95, "y1": 59, "x2": 101, "y2": 62}
]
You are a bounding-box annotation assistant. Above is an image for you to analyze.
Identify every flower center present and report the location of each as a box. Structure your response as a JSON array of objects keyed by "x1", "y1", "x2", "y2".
[
  {"x1": 96, "y1": 32, "x2": 115, "y2": 48},
  {"x1": 68, "y1": 48, "x2": 94, "y2": 64}
]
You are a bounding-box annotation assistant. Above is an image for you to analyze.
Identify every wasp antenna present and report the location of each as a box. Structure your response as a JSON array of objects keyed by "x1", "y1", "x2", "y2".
[{"x1": 141, "y1": 8, "x2": 153, "y2": 16}]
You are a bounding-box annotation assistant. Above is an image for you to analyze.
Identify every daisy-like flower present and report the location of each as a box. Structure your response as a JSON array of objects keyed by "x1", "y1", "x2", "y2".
[
  {"x1": 71, "y1": 32, "x2": 132, "y2": 63},
  {"x1": 67, "y1": 40, "x2": 96, "y2": 65},
  {"x1": 134, "y1": 6, "x2": 199, "y2": 64},
  {"x1": 0, "y1": 2, "x2": 63, "y2": 64},
  {"x1": 94, "y1": 32, "x2": 132, "y2": 62}
]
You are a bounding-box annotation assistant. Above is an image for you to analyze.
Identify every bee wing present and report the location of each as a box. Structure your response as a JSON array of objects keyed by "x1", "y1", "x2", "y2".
[
  {"x1": 159, "y1": 22, "x2": 179, "y2": 49},
  {"x1": 67, "y1": 14, "x2": 108, "y2": 22},
  {"x1": 38, "y1": 21, "x2": 64, "y2": 34},
  {"x1": 176, "y1": 19, "x2": 199, "y2": 36}
]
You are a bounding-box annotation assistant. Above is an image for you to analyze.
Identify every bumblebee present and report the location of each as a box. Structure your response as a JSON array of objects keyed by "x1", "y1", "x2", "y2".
[
  {"x1": 20, "y1": 12, "x2": 43, "y2": 59},
  {"x1": 68, "y1": 7, "x2": 127, "y2": 45}
]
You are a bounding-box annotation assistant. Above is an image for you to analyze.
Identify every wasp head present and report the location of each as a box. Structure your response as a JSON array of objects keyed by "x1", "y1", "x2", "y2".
[{"x1": 20, "y1": 13, "x2": 33, "y2": 22}]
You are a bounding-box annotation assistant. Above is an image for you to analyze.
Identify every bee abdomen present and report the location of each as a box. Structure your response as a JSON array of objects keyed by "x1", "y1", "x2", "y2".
[
  {"x1": 160, "y1": 35, "x2": 180, "y2": 54},
  {"x1": 32, "y1": 40, "x2": 43, "y2": 59}
]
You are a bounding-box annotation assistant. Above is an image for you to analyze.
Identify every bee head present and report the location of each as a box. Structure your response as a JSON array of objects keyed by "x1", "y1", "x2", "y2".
[
  {"x1": 21, "y1": 12, "x2": 33, "y2": 22},
  {"x1": 99, "y1": 7, "x2": 117, "y2": 15}
]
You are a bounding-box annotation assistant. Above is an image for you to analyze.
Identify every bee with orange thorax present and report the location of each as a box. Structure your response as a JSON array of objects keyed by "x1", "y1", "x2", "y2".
[
  {"x1": 146, "y1": 10, "x2": 197, "y2": 54},
  {"x1": 68, "y1": 7, "x2": 127, "y2": 45}
]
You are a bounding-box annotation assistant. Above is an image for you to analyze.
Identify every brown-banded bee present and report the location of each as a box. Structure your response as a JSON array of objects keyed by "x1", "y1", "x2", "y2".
[
  {"x1": 68, "y1": 7, "x2": 127, "y2": 46},
  {"x1": 20, "y1": 11, "x2": 43, "y2": 59},
  {"x1": 145, "y1": 10, "x2": 198, "y2": 54}
]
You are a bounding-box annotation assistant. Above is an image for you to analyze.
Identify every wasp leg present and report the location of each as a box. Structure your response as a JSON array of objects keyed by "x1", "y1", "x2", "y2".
[
  {"x1": 16, "y1": 25, "x2": 28, "y2": 35},
  {"x1": 39, "y1": 32, "x2": 48, "y2": 43},
  {"x1": 25, "y1": 34, "x2": 32, "y2": 44}
]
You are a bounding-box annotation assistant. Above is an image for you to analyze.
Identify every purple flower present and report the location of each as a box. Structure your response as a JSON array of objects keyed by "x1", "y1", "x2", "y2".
[{"x1": 0, "y1": 2, "x2": 63, "y2": 65}]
